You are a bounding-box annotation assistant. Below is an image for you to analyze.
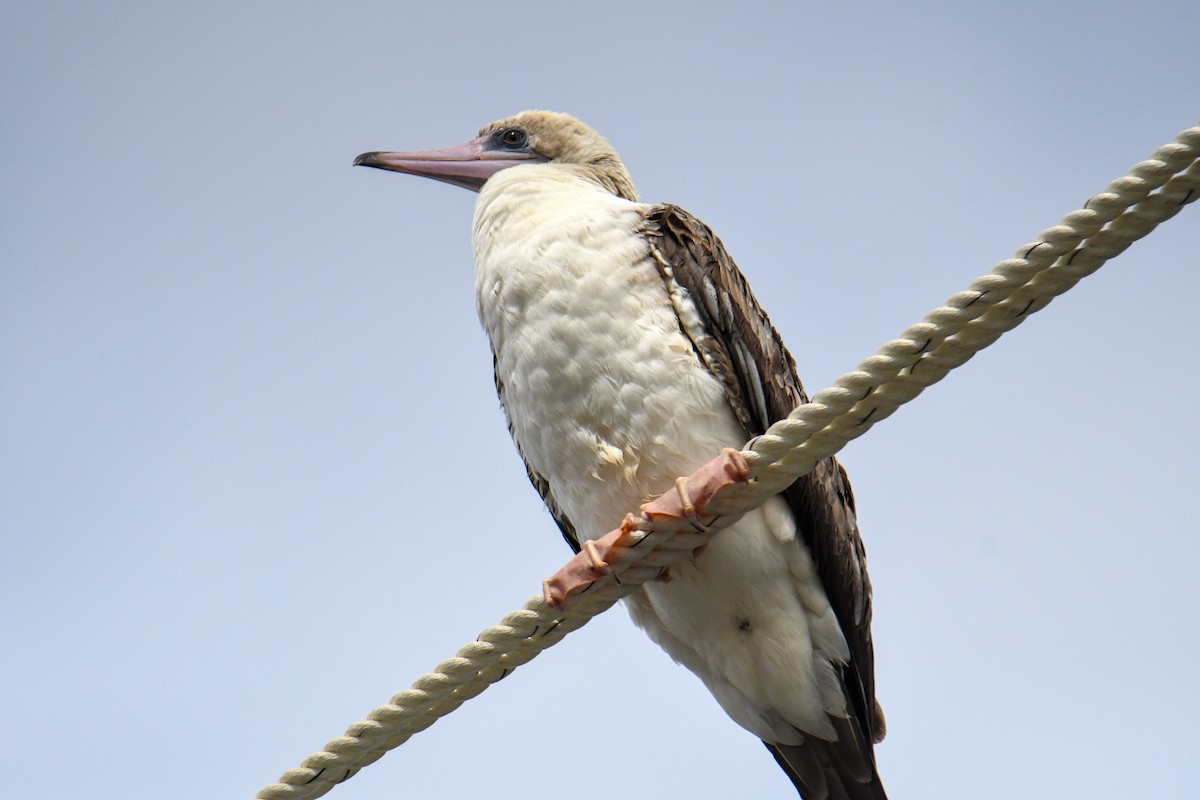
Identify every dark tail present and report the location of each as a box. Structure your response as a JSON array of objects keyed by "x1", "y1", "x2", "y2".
[{"x1": 765, "y1": 715, "x2": 887, "y2": 800}]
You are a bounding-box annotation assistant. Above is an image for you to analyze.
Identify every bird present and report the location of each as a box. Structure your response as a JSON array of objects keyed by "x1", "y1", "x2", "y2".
[{"x1": 355, "y1": 111, "x2": 886, "y2": 799}]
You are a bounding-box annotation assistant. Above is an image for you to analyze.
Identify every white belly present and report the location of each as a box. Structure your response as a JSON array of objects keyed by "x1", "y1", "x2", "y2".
[{"x1": 473, "y1": 167, "x2": 850, "y2": 743}]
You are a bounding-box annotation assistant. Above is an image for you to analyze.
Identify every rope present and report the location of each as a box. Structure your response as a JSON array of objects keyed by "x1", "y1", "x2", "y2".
[
  {"x1": 255, "y1": 123, "x2": 1199, "y2": 800},
  {"x1": 721, "y1": 129, "x2": 1200, "y2": 508}
]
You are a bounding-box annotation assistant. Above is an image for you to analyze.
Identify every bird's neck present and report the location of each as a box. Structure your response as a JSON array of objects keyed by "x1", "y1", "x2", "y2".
[
  {"x1": 472, "y1": 165, "x2": 640, "y2": 272},
  {"x1": 470, "y1": 165, "x2": 647, "y2": 365}
]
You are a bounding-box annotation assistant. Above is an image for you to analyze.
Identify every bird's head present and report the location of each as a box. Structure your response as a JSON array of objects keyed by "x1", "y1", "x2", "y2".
[{"x1": 354, "y1": 110, "x2": 639, "y2": 201}]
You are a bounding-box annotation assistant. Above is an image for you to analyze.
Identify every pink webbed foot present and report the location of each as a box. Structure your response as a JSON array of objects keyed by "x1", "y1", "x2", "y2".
[
  {"x1": 542, "y1": 513, "x2": 641, "y2": 607},
  {"x1": 542, "y1": 448, "x2": 751, "y2": 608}
]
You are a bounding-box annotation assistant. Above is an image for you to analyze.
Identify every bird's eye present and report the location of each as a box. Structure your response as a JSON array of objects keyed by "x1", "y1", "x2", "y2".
[{"x1": 498, "y1": 128, "x2": 528, "y2": 149}]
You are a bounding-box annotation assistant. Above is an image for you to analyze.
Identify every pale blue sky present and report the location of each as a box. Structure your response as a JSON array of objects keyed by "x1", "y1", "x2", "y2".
[{"x1": 3, "y1": 2, "x2": 1198, "y2": 799}]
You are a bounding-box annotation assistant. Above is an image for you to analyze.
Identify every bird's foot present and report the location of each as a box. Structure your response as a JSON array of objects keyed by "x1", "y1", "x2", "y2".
[
  {"x1": 542, "y1": 448, "x2": 751, "y2": 608},
  {"x1": 542, "y1": 516, "x2": 641, "y2": 607},
  {"x1": 584, "y1": 539, "x2": 621, "y2": 585},
  {"x1": 640, "y1": 447, "x2": 750, "y2": 525}
]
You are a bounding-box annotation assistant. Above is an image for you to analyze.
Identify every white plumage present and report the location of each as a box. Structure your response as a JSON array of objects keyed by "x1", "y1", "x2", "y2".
[{"x1": 474, "y1": 165, "x2": 850, "y2": 742}]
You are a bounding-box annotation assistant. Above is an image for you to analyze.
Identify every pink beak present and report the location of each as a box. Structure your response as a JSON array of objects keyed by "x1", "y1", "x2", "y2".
[{"x1": 354, "y1": 135, "x2": 545, "y2": 192}]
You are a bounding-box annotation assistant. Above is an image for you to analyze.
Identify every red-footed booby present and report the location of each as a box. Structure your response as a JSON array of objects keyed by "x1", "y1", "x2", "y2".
[{"x1": 355, "y1": 111, "x2": 887, "y2": 800}]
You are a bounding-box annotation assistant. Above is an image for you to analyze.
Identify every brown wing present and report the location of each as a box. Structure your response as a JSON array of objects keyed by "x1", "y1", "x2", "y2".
[{"x1": 642, "y1": 205, "x2": 885, "y2": 798}]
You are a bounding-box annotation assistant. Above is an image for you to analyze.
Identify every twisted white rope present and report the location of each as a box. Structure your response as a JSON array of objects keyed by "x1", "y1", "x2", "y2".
[
  {"x1": 256, "y1": 124, "x2": 1199, "y2": 800},
  {"x1": 720, "y1": 130, "x2": 1200, "y2": 509}
]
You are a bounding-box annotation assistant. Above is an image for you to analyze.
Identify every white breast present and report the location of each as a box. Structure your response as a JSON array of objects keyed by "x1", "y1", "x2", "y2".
[
  {"x1": 473, "y1": 165, "x2": 850, "y2": 743},
  {"x1": 474, "y1": 167, "x2": 742, "y2": 532}
]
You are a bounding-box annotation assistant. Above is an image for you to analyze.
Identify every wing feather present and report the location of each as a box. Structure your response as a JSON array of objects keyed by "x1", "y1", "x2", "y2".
[{"x1": 642, "y1": 204, "x2": 885, "y2": 797}]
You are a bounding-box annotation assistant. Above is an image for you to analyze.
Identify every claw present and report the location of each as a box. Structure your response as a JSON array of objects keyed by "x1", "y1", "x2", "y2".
[
  {"x1": 721, "y1": 447, "x2": 751, "y2": 481},
  {"x1": 584, "y1": 539, "x2": 608, "y2": 571},
  {"x1": 583, "y1": 540, "x2": 622, "y2": 585},
  {"x1": 674, "y1": 476, "x2": 709, "y2": 532}
]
